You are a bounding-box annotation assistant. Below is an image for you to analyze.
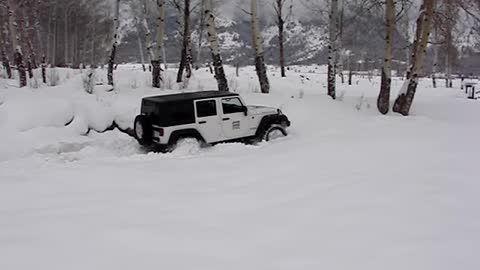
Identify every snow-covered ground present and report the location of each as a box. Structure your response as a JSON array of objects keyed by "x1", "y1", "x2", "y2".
[{"x1": 1, "y1": 65, "x2": 479, "y2": 270}]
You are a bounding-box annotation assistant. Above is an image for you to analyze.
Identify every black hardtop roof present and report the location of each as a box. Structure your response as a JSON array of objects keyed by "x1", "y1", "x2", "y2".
[{"x1": 143, "y1": 91, "x2": 239, "y2": 103}]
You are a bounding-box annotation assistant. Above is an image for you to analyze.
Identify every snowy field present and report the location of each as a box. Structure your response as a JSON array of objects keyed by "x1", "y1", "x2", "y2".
[{"x1": 0, "y1": 65, "x2": 479, "y2": 270}]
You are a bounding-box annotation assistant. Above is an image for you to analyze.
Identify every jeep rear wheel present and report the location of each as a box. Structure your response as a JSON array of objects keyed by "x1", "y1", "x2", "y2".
[
  {"x1": 264, "y1": 124, "x2": 287, "y2": 142},
  {"x1": 134, "y1": 115, "x2": 153, "y2": 146}
]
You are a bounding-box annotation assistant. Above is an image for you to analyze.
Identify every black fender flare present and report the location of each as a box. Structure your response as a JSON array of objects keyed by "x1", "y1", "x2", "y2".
[
  {"x1": 168, "y1": 129, "x2": 206, "y2": 146},
  {"x1": 255, "y1": 114, "x2": 291, "y2": 137}
]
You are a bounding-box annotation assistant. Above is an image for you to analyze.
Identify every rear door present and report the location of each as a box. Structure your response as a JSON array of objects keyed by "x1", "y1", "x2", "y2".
[
  {"x1": 220, "y1": 97, "x2": 249, "y2": 139},
  {"x1": 194, "y1": 99, "x2": 223, "y2": 143}
]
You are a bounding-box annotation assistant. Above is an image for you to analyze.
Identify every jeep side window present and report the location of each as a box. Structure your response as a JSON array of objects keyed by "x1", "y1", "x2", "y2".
[
  {"x1": 196, "y1": 100, "x2": 217, "y2": 118},
  {"x1": 222, "y1": 98, "x2": 244, "y2": 114}
]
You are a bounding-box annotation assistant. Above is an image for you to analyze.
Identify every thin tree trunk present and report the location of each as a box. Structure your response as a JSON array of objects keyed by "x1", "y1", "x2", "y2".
[
  {"x1": 328, "y1": 0, "x2": 339, "y2": 99},
  {"x1": 14, "y1": 49, "x2": 26, "y2": 87},
  {"x1": 393, "y1": 0, "x2": 435, "y2": 116},
  {"x1": 347, "y1": 53, "x2": 352, "y2": 85},
  {"x1": 337, "y1": 0, "x2": 344, "y2": 84},
  {"x1": 162, "y1": 46, "x2": 167, "y2": 70},
  {"x1": 52, "y1": 1, "x2": 57, "y2": 67},
  {"x1": 205, "y1": 0, "x2": 228, "y2": 91},
  {"x1": 151, "y1": 0, "x2": 165, "y2": 88},
  {"x1": 348, "y1": 68, "x2": 353, "y2": 85},
  {"x1": 275, "y1": 0, "x2": 286, "y2": 77},
  {"x1": 177, "y1": 0, "x2": 192, "y2": 83},
  {"x1": 1, "y1": 50, "x2": 12, "y2": 79},
  {"x1": 12, "y1": 3, "x2": 27, "y2": 87},
  {"x1": 41, "y1": 55, "x2": 46, "y2": 83},
  {"x1": 91, "y1": 21, "x2": 95, "y2": 67},
  {"x1": 432, "y1": 22, "x2": 439, "y2": 88},
  {"x1": 195, "y1": 0, "x2": 206, "y2": 69},
  {"x1": 7, "y1": 0, "x2": 26, "y2": 87},
  {"x1": 107, "y1": 0, "x2": 120, "y2": 86},
  {"x1": 1, "y1": 4, "x2": 12, "y2": 79},
  {"x1": 46, "y1": 4, "x2": 52, "y2": 64},
  {"x1": 6, "y1": 0, "x2": 18, "y2": 52},
  {"x1": 404, "y1": 15, "x2": 410, "y2": 79},
  {"x1": 143, "y1": 0, "x2": 155, "y2": 63},
  {"x1": 444, "y1": 0, "x2": 453, "y2": 88},
  {"x1": 33, "y1": 0, "x2": 42, "y2": 58},
  {"x1": 72, "y1": 13, "x2": 77, "y2": 67},
  {"x1": 186, "y1": 45, "x2": 192, "y2": 78},
  {"x1": 20, "y1": 3, "x2": 35, "y2": 77},
  {"x1": 64, "y1": 5, "x2": 69, "y2": 66},
  {"x1": 251, "y1": 0, "x2": 270, "y2": 94},
  {"x1": 278, "y1": 20, "x2": 286, "y2": 77},
  {"x1": 137, "y1": 32, "x2": 146, "y2": 71},
  {"x1": 377, "y1": 0, "x2": 395, "y2": 114}
]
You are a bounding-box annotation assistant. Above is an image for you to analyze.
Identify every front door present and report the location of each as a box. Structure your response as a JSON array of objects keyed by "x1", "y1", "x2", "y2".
[
  {"x1": 220, "y1": 97, "x2": 249, "y2": 139},
  {"x1": 194, "y1": 99, "x2": 223, "y2": 143}
]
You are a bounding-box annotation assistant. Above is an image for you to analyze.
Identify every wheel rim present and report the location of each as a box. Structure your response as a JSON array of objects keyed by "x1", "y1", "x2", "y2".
[
  {"x1": 267, "y1": 128, "x2": 285, "y2": 141},
  {"x1": 135, "y1": 122, "x2": 144, "y2": 139}
]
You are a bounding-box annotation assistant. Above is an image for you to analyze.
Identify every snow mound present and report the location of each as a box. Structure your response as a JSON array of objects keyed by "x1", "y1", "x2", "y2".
[{"x1": 170, "y1": 138, "x2": 203, "y2": 156}]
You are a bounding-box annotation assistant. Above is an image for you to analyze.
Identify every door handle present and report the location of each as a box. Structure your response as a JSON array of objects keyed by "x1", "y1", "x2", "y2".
[
  {"x1": 199, "y1": 121, "x2": 207, "y2": 124},
  {"x1": 222, "y1": 118, "x2": 230, "y2": 121}
]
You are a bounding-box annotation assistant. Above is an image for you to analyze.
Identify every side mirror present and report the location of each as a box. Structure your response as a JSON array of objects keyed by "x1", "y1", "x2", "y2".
[{"x1": 242, "y1": 106, "x2": 248, "y2": 116}]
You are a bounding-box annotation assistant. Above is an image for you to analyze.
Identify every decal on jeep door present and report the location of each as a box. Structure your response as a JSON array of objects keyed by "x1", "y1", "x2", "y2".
[{"x1": 232, "y1": 121, "x2": 240, "y2": 130}]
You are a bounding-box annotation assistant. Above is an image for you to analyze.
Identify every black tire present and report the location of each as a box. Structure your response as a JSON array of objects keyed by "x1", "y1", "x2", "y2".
[
  {"x1": 134, "y1": 115, "x2": 153, "y2": 146},
  {"x1": 263, "y1": 124, "x2": 287, "y2": 142}
]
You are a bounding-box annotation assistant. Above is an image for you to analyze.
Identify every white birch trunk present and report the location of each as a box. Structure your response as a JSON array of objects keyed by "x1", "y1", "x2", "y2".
[
  {"x1": 52, "y1": 1, "x2": 58, "y2": 66},
  {"x1": 155, "y1": 0, "x2": 165, "y2": 62},
  {"x1": 136, "y1": 24, "x2": 146, "y2": 70},
  {"x1": 404, "y1": 15, "x2": 410, "y2": 78},
  {"x1": 7, "y1": 0, "x2": 26, "y2": 87},
  {"x1": 205, "y1": 0, "x2": 220, "y2": 55},
  {"x1": 432, "y1": 23, "x2": 439, "y2": 88},
  {"x1": 142, "y1": 0, "x2": 155, "y2": 61},
  {"x1": 64, "y1": 6, "x2": 69, "y2": 66},
  {"x1": 327, "y1": 0, "x2": 339, "y2": 99},
  {"x1": 377, "y1": 0, "x2": 395, "y2": 114},
  {"x1": 251, "y1": 0, "x2": 269, "y2": 94},
  {"x1": 393, "y1": 0, "x2": 435, "y2": 116},
  {"x1": 6, "y1": 0, "x2": 18, "y2": 52},
  {"x1": 205, "y1": 0, "x2": 228, "y2": 91},
  {"x1": 251, "y1": 0, "x2": 263, "y2": 56},
  {"x1": 196, "y1": 0, "x2": 206, "y2": 69},
  {"x1": 91, "y1": 21, "x2": 95, "y2": 67},
  {"x1": 337, "y1": 0, "x2": 344, "y2": 83},
  {"x1": 444, "y1": 0, "x2": 453, "y2": 88},
  {"x1": 107, "y1": 0, "x2": 120, "y2": 86},
  {"x1": 151, "y1": 0, "x2": 165, "y2": 88}
]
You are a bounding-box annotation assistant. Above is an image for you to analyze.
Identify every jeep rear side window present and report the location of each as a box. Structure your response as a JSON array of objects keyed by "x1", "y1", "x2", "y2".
[
  {"x1": 222, "y1": 98, "x2": 244, "y2": 114},
  {"x1": 196, "y1": 100, "x2": 217, "y2": 117}
]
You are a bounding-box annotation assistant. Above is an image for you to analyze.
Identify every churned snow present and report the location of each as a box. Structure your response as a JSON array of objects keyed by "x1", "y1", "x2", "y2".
[{"x1": 0, "y1": 65, "x2": 479, "y2": 270}]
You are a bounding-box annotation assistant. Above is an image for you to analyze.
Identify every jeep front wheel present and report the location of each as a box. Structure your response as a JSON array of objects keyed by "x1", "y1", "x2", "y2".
[
  {"x1": 134, "y1": 115, "x2": 153, "y2": 145},
  {"x1": 264, "y1": 124, "x2": 287, "y2": 141}
]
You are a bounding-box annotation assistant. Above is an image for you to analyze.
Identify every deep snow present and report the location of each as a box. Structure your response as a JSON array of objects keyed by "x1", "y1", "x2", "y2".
[{"x1": 0, "y1": 65, "x2": 479, "y2": 270}]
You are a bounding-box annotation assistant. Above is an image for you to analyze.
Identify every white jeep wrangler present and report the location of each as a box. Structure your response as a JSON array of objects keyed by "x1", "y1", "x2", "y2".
[{"x1": 133, "y1": 91, "x2": 291, "y2": 150}]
